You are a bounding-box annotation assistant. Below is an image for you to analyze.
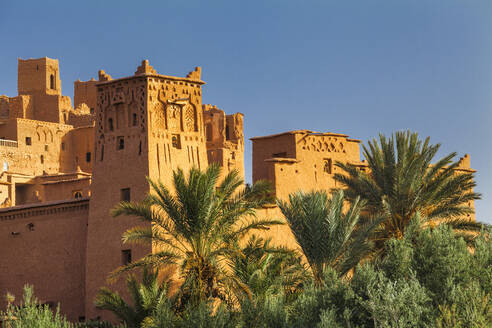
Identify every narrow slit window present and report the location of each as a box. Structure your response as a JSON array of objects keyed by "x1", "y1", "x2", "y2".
[
  {"x1": 117, "y1": 136, "x2": 124, "y2": 150},
  {"x1": 121, "y1": 249, "x2": 132, "y2": 265}
]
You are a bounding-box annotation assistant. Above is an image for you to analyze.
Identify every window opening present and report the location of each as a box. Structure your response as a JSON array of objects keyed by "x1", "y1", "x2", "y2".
[
  {"x1": 225, "y1": 125, "x2": 230, "y2": 140},
  {"x1": 120, "y1": 188, "x2": 131, "y2": 202},
  {"x1": 122, "y1": 249, "x2": 132, "y2": 265},
  {"x1": 171, "y1": 134, "x2": 181, "y2": 149},
  {"x1": 117, "y1": 136, "x2": 124, "y2": 150}
]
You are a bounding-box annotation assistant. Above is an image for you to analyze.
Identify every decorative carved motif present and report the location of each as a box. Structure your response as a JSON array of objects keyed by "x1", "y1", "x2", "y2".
[
  {"x1": 183, "y1": 105, "x2": 196, "y2": 132},
  {"x1": 301, "y1": 137, "x2": 346, "y2": 153},
  {"x1": 167, "y1": 104, "x2": 181, "y2": 131}
]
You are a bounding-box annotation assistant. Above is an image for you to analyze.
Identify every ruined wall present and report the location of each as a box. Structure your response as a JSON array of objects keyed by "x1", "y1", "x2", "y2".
[
  {"x1": 0, "y1": 96, "x2": 10, "y2": 118},
  {"x1": 6, "y1": 95, "x2": 34, "y2": 120},
  {"x1": 203, "y1": 105, "x2": 244, "y2": 180},
  {"x1": 66, "y1": 104, "x2": 95, "y2": 128},
  {"x1": 74, "y1": 79, "x2": 98, "y2": 112},
  {"x1": 0, "y1": 199, "x2": 88, "y2": 322}
]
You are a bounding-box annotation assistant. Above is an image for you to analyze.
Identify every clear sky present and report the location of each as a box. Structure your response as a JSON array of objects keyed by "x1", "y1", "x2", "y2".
[{"x1": 0, "y1": 1, "x2": 491, "y2": 223}]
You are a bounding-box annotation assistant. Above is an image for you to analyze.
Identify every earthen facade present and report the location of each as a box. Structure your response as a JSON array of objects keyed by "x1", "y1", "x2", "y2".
[{"x1": 0, "y1": 57, "x2": 476, "y2": 322}]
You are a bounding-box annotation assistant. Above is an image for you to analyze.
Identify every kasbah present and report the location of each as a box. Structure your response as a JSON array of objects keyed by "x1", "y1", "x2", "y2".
[{"x1": 0, "y1": 57, "x2": 476, "y2": 322}]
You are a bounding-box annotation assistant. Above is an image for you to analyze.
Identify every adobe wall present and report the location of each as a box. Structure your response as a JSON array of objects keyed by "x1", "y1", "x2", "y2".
[
  {"x1": 252, "y1": 130, "x2": 362, "y2": 200},
  {"x1": 85, "y1": 67, "x2": 153, "y2": 321},
  {"x1": 18, "y1": 58, "x2": 61, "y2": 96},
  {"x1": 0, "y1": 119, "x2": 73, "y2": 176},
  {"x1": 0, "y1": 199, "x2": 89, "y2": 322},
  {"x1": 69, "y1": 126, "x2": 95, "y2": 174},
  {"x1": 203, "y1": 105, "x2": 244, "y2": 180},
  {"x1": 145, "y1": 65, "x2": 208, "y2": 187},
  {"x1": 74, "y1": 79, "x2": 98, "y2": 113},
  {"x1": 252, "y1": 132, "x2": 297, "y2": 185}
]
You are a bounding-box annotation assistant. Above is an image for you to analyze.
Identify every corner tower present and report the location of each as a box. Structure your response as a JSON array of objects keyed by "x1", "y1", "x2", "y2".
[
  {"x1": 18, "y1": 57, "x2": 61, "y2": 96},
  {"x1": 85, "y1": 60, "x2": 207, "y2": 320}
]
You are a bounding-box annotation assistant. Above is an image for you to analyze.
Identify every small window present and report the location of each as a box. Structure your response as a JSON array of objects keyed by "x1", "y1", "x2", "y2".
[
  {"x1": 120, "y1": 188, "x2": 131, "y2": 202},
  {"x1": 171, "y1": 134, "x2": 181, "y2": 149},
  {"x1": 225, "y1": 125, "x2": 230, "y2": 140},
  {"x1": 117, "y1": 136, "x2": 124, "y2": 150},
  {"x1": 108, "y1": 118, "x2": 114, "y2": 131},
  {"x1": 40, "y1": 155, "x2": 44, "y2": 164},
  {"x1": 25, "y1": 137, "x2": 32, "y2": 146},
  {"x1": 61, "y1": 142, "x2": 65, "y2": 151},
  {"x1": 44, "y1": 144, "x2": 48, "y2": 151},
  {"x1": 323, "y1": 159, "x2": 332, "y2": 174},
  {"x1": 90, "y1": 108, "x2": 94, "y2": 114},
  {"x1": 73, "y1": 191, "x2": 83, "y2": 199},
  {"x1": 50, "y1": 74, "x2": 55, "y2": 90},
  {"x1": 231, "y1": 151, "x2": 235, "y2": 160},
  {"x1": 132, "y1": 113, "x2": 137, "y2": 126},
  {"x1": 85, "y1": 152, "x2": 91, "y2": 163},
  {"x1": 122, "y1": 249, "x2": 132, "y2": 265}
]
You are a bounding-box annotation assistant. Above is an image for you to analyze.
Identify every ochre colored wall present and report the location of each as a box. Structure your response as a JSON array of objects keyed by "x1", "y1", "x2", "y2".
[
  {"x1": 0, "y1": 199, "x2": 88, "y2": 322},
  {"x1": 85, "y1": 70, "x2": 153, "y2": 320},
  {"x1": 0, "y1": 57, "x2": 478, "y2": 324}
]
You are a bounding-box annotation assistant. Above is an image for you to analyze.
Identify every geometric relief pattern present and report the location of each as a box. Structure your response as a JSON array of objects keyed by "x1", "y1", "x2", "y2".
[
  {"x1": 152, "y1": 102, "x2": 166, "y2": 131},
  {"x1": 301, "y1": 137, "x2": 346, "y2": 153},
  {"x1": 184, "y1": 105, "x2": 196, "y2": 132},
  {"x1": 167, "y1": 104, "x2": 181, "y2": 131}
]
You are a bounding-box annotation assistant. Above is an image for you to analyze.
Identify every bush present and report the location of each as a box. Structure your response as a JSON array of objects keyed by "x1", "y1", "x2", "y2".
[{"x1": 1, "y1": 285, "x2": 74, "y2": 328}]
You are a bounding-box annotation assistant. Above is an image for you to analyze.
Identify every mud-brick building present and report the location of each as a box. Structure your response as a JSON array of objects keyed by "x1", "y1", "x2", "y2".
[{"x1": 0, "y1": 57, "x2": 476, "y2": 322}]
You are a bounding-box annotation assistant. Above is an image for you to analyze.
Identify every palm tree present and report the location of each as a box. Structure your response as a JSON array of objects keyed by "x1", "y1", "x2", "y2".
[
  {"x1": 277, "y1": 190, "x2": 378, "y2": 285},
  {"x1": 95, "y1": 268, "x2": 173, "y2": 328},
  {"x1": 334, "y1": 131, "x2": 484, "y2": 250},
  {"x1": 110, "y1": 164, "x2": 281, "y2": 307},
  {"x1": 228, "y1": 235, "x2": 307, "y2": 302}
]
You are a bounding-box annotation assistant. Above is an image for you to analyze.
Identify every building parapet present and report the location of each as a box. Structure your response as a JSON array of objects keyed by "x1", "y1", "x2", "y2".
[{"x1": 0, "y1": 197, "x2": 89, "y2": 221}]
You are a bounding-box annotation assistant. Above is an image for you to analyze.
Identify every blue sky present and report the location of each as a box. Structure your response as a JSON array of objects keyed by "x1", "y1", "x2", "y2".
[{"x1": 0, "y1": 0, "x2": 491, "y2": 223}]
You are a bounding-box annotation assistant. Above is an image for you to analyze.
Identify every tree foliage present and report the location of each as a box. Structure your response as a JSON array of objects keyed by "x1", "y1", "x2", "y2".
[
  {"x1": 278, "y1": 189, "x2": 379, "y2": 282},
  {"x1": 334, "y1": 131, "x2": 484, "y2": 252}
]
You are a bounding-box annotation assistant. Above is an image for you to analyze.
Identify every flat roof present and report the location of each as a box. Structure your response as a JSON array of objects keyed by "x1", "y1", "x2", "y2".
[
  {"x1": 96, "y1": 73, "x2": 205, "y2": 86},
  {"x1": 250, "y1": 130, "x2": 352, "y2": 141}
]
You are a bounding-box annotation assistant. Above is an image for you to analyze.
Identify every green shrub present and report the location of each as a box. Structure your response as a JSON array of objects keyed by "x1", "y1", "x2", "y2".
[
  {"x1": 1, "y1": 285, "x2": 73, "y2": 328},
  {"x1": 353, "y1": 265, "x2": 431, "y2": 328}
]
